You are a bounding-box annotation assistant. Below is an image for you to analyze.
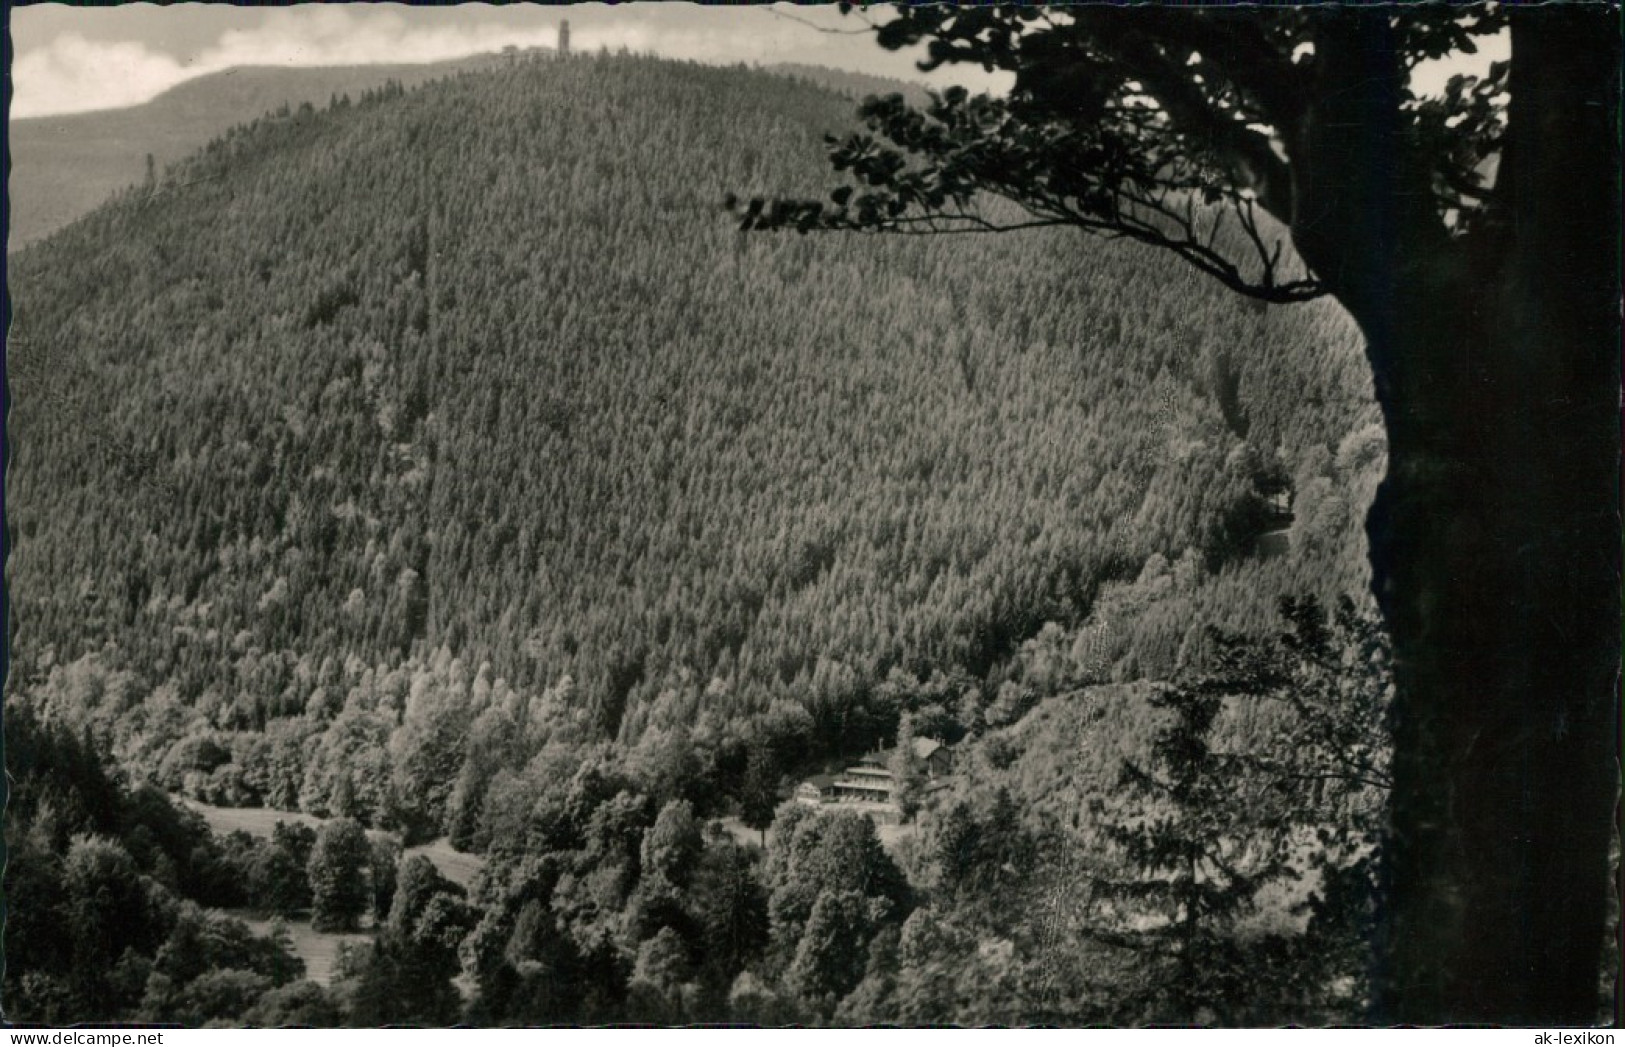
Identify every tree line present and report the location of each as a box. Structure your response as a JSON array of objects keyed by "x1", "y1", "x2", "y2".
[{"x1": 7, "y1": 595, "x2": 1390, "y2": 1025}]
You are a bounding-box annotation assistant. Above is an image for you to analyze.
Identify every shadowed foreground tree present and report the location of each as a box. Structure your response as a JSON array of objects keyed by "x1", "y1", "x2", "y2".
[
  {"x1": 1078, "y1": 597, "x2": 1391, "y2": 1025},
  {"x1": 737, "y1": 4, "x2": 1619, "y2": 1024}
]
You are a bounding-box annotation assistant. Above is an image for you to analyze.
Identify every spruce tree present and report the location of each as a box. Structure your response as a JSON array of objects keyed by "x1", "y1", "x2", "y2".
[
  {"x1": 739, "y1": 745, "x2": 778, "y2": 848},
  {"x1": 1090, "y1": 683, "x2": 1294, "y2": 1025}
]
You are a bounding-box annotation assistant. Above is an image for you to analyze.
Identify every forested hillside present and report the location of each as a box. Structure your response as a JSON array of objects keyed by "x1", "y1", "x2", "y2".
[
  {"x1": 6, "y1": 52, "x2": 1387, "y2": 1024},
  {"x1": 8, "y1": 51, "x2": 1376, "y2": 819}
]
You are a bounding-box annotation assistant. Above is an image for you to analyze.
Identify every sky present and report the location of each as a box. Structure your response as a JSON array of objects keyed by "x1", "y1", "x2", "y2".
[
  {"x1": 8, "y1": 3, "x2": 1011, "y2": 119},
  {"x1": 9, "y1": 3, "x2": 1500, "y2": 121}
]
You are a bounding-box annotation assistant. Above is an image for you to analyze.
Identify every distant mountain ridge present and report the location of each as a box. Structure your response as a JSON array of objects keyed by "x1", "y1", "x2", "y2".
[
  {"x1": 8, "y1": 52, "x2": 529, "y2": 250},
  {"x1": 765, "y1": 63, "x2": 933, "y2": 106},
  {"x1": 6, "y1": 55, "x2": 926, "y2": 251}
]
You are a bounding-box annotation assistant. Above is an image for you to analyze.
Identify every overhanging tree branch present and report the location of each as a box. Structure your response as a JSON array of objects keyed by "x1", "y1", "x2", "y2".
[
  {"x1": 1101, "y1": 31, "x2": 1295, "y2": 223},
  {"x1": 729, "y1": 85, "x2": 1325, "y2": 304}
]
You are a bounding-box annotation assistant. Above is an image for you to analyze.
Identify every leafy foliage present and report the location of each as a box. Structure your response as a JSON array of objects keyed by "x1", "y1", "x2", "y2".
[
  {"x1": 738, "y1": 6, "x2": 1512, "y2": 288},
  {"x1": 253, "y1": 821, "x2": 317, "y2": 916},
  {"x1": 979, "y1": 597, "x2": 1390, "y2": 1025},
  {"x1": 308, "y1": 818, "x2": 373, "y2": 932},
  {"x1": 1, "y1": 703, "x2": 312, "y2": 1024}
]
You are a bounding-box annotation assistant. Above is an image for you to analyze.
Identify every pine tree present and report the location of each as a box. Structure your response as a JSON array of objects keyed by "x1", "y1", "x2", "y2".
[
  {"x1": 691, "y1": 835, "x2": 769, "y2": 986},
  {"x1": 739, "y1": 745, "x2": 778, "y2": 848},
  {"x1": 888, "y1": 715, "x2": 926, "y2": 822},
  {"x1": 786, "y1": 889, "x2": 874, "y2": 1015},
  {"x1": 1088, "y1": 683, "x2": 1295, "y2": 1025},
  {"x1": 369, "y1": 836, "x2": 400, "y2": 922}
]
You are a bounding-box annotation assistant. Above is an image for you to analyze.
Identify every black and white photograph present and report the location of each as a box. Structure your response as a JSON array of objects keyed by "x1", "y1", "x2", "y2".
[{"x1": 3, "y1": 0, "x2": 1619, "y2": 1030}]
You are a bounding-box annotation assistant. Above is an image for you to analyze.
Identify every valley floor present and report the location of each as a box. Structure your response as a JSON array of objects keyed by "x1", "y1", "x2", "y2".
[
  {"x1": 226, "y1": 909, "x2": 372, "y2": 986},
  {"x1": 183, "y1": 799, "x2": 480, "y2": 993}
]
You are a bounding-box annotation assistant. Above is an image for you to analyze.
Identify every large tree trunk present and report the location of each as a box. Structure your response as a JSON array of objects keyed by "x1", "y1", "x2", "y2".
[{"x1": 1361, "y1": 10, "x2": 1620, "y2": 1024}]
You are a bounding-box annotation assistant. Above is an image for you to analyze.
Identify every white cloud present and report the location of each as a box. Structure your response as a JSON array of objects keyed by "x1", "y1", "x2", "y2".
[
  {"x1": 200, "y1": 6, "x2": 561, "y2": 70},
  {"x1": 13, "y1": 7, "x2": 569, "y2": 118},
  {"x1": 13, "y1": 33, "x2": 193, "y2": 118},
  {"x1": 11, "y1": 4, "x2": 1004, "y2": 121}
]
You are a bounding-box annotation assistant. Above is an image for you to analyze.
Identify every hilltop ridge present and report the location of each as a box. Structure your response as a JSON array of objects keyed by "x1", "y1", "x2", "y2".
[{"x1": 7, "y1": 54, "x2": 937, "y2": 251}]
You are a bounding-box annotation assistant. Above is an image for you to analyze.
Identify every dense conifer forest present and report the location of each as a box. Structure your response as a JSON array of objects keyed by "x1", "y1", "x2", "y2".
[{"x1": 5, "y1": 53, "x2": 1391, "y2": 1024}]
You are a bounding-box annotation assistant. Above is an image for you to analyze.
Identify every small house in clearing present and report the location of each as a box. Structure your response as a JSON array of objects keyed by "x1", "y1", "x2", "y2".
[
  {"x1": 911, "y1": 737, "x2": 955, "y2": 778},
  {"x1": 795, "y1": 774, "x2": 836, "y2": 807}
]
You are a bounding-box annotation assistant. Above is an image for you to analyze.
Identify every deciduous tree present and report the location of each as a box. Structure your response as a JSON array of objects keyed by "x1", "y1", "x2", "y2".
[
  {"x1": 307, "y1": 818, "x2": 372, "y2": 932},
  {"x1": 254, "y1": 821, "x2": 316, "y2": 916},
  {"x1": 640, "y1": 799, "x2": 704, "y2": 888},
  {"x1": 786, "y1": 889, "x2": 874, "y2": 1014}
]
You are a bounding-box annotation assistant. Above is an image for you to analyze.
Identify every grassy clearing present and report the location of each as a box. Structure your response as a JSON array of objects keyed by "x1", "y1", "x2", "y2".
[
  {"x1": 713, "y1": 815, "x2": 766, "y2": 849},
  {"x1": 229, "y1": 911, "x2": 373, "y2": 986},
  {"x1": 403, "y1": 838, "x2": 483, "y2": 890},
  {"x1": 182, "y1": 798, "x2": 486, "y2": 888},
  {"x1": 230, "y1": 911, "x2": 473, "y2": 999},
  {"x1": 876, "y1": 819, "x2": 920, "y2": 852},
  {"x1": 185, "y1": 800, "x2": 325, "y2": 838}
]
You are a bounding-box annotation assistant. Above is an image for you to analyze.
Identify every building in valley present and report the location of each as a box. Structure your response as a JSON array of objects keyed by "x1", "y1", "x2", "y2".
[
  {"x1": 795, "y1": 774, "x2": 836, "y2": 807},
  {"x1": 912, "y1": 736, "x2": 955, "y2": 779},
  {"x1": 831, "y1": 756, "x2": 897, "y2": 804},
  {"x1": 795, "y1": 738, "x2": 956, "y2": 811}
]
